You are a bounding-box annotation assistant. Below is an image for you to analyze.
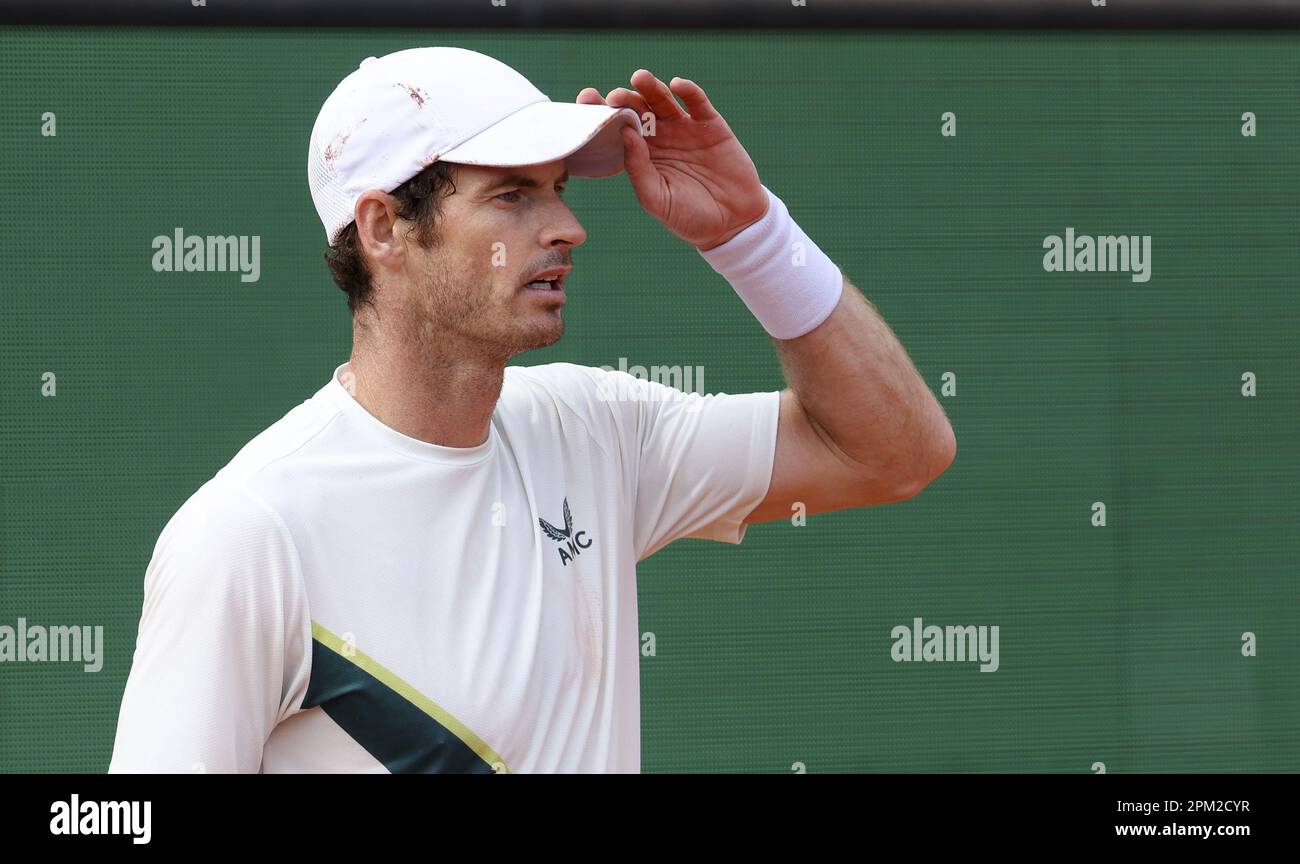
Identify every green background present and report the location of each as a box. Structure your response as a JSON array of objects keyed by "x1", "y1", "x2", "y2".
[{"x1": 1, "y1": 27, "x2": 1296, "y2": 772}]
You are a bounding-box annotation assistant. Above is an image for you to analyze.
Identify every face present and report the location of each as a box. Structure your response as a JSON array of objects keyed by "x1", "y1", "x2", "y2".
[{"x1": 395, "y1": 160, "x2": 587, "y2": 359}]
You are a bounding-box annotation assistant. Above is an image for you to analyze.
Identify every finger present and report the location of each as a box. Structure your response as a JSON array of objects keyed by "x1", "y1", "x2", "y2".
[
  {"x1": 604, "y1": 86, "x2": 651, "y2": 120},
  {"x1": 629, "y1": 69, "x2": 686, "y2": 120},
  {"x1": 619, "y1": 125, "x2": 658, "y2": 204},
  {"x1": 668, "y1": 77, "x2": 719, "y2": 121},
  {"x1": 576, "y1": 87, "x2": 607, "y2": 105}
]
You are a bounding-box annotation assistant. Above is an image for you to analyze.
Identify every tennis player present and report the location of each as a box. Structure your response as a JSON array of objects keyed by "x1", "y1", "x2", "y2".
[{"x1": 108, "y1": 47, "x2": 955, "y2": 773}]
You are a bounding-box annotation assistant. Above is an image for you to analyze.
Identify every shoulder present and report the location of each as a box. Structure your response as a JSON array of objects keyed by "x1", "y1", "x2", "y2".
[
  {"x1": 502, "y1": 362, "x2": 630, "y2": 424},
  {"x1": 504, "y1": 362, "x2": 614, "y2": 400},
  {"x1": 499, "y1": 362, "x2": 642, "y2": 464},
  {"x1": 218, "y1": 390, "x2": 344, "y2": 488},
  {"x1": 148, "y1": 475, "x2": 300, "y2": 598},
  {"x1": 146, "y1": 396, "x2": 338, "y2": 593},
  {"x1": 166, "y1": 389, "x2": 342, "y2": 543},
  {"x1": 503, "y1": 361, "x2": 679, "y2": 417},
  {"x1": 159, "y1": 475, "x2": 289, "y2": 552}
]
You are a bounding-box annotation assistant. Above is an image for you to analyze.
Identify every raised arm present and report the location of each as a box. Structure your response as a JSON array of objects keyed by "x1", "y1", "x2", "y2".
[
  {"x1": 577, "y1": 70, "x2": 955, "y2": 525},
  {"x1": 744, "y1": 272, "x2": 955, "y2": 524}
]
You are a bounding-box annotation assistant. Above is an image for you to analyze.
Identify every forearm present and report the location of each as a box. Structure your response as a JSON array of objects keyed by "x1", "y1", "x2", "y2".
[
  {"x1": 773, "y1": 273, "x2": 955, "y2": 491},
  {"x1": 697, "y1": 185, "x2": 954, "y2": 494}
]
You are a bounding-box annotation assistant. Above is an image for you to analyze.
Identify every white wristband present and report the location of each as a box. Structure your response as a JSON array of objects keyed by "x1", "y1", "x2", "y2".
[{"x1": 697, "y1": 184, "x2": 843, "y2": 340}]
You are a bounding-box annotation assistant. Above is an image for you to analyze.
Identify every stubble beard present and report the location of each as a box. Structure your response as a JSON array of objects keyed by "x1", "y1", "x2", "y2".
[{"x1": 414, "y1": 253, "x2": 564, "y2": 363}]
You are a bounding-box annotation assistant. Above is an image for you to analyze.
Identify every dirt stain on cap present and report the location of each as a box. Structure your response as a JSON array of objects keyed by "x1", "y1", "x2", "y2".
[{"x1": 397, "y1": 83, "x2": 427, "y2": 108}]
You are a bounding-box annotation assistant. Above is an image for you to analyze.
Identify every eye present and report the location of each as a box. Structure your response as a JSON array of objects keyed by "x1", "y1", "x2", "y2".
[
  {"x1": 555, "y1": 184, "x2": 567, "y2": 197},
  {"x1": 496, "y1": 190, "x2": 522, "y2": 203}
]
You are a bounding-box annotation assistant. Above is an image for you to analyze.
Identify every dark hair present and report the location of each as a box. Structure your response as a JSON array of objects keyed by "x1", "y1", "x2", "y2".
[{"x1": 323, "y1": 160, "x2": 459, "y2": 315}]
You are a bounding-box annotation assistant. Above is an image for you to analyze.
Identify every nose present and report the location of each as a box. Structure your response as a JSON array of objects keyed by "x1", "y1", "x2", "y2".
[{"x1": 541, "y1": 199, "x2": 587, "y2": 250}]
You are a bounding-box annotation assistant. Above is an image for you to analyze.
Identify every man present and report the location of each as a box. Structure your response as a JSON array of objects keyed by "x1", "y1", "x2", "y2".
[{"x1": 109, "y1": 46, "x2": 955, "y2": 773}]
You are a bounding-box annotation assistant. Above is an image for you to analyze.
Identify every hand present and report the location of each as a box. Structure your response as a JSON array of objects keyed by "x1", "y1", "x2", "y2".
[{"x1": 577, "y1": 70, "x2": 769, "y2": 251}]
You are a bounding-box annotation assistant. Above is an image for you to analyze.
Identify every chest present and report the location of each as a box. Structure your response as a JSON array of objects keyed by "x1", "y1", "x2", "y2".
[{"x1": 290, "y1": 453, "x2": 629, "y2": 771}]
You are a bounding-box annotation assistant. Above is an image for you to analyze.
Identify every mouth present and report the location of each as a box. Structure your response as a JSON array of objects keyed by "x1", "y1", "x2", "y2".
[{"x1": 521, "y1": 266, "x2": 570, "y2": 299}]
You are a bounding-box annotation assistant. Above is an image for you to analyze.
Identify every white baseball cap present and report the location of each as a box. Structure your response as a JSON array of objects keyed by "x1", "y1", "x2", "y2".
[{"x1": 308, "y1": 46, "x2": 643, "y2": 245}]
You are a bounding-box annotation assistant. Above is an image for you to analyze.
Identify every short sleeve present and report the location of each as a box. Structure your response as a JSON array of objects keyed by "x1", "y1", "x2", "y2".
[
  {"x1": 108, "y1": 479, "x2": 312, "y2": 774},
  {"x1": 577, "y1": 366, "x2": 781, "y2": 561}
]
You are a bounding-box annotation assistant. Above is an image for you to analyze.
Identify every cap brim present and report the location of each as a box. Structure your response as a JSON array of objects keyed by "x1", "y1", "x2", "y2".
[{"x1": 439, "y1": 101, "x2": 642, "y2": 178}]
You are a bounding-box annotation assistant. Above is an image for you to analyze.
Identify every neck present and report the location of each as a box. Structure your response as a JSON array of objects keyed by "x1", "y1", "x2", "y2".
[{"x1": 343, "y1": 323, "x2": 507, "y2": 449}]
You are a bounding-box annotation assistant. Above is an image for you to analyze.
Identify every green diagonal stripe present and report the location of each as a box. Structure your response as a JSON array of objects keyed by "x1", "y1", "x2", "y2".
[{"x1": 306, "y1": 620, "x2": 510, "y2": 774}]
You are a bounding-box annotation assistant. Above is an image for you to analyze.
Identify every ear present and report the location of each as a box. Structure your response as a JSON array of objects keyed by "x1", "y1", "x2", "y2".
[{"x1": 353, "y1": 191, "x2": 406, "y2": 271}]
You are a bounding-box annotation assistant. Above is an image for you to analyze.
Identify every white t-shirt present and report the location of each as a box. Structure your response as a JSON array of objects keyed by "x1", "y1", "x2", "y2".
[{"x1": 108, "y1": 362, "x2": 780, "y2": 773}]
